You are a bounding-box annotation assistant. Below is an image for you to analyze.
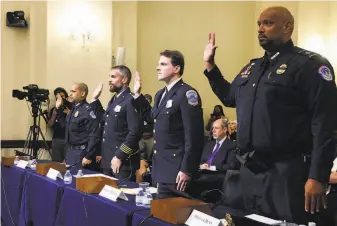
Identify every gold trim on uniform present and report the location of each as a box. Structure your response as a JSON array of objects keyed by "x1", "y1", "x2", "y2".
[{"x1": 120, "y1": 143, "x2": 132, "y2": 154}]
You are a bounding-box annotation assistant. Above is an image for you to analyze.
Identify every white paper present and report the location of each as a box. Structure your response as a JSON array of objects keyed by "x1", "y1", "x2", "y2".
[
  {"x1": 77, "y1": 173, "x2": 118, "y2": 180},
  {"x1": 16, "y1": 160, "x2": 29, "y2": 169},
  {"x1": 120, "y1": 187, "x2": 157, "y2": 195},
  {"x1": 220, "y1": 219, "x2": 228, "y2": 226},
  {"x1": 208, "y1": 166, "x2": 217, "y2": 171},
  {"x1": 185, "y1": 209, "x2": 221, "y2": 226},
  {"x1": 245, "y1": 214, "x2": 282, "y2": 225},
  {"x1": 46, "y1": 168, "x2": 63, "y2": 180},
  {"x1": 99, "y1": 185, "x2": 128, "y2": 202}
]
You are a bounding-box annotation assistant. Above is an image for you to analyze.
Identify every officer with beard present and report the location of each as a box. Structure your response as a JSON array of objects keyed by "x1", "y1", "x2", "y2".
[
  {"x1": 203, "y1": 6, "x2": 337, "y2": 225},
  {"x1": 91, "y1": 65, "x2": 143, "y2": 181}
]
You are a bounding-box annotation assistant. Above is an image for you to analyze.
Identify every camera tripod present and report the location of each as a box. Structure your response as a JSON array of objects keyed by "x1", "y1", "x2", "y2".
[{"x1": 20, "y1": 103, "x2": 52, "y2": 159}]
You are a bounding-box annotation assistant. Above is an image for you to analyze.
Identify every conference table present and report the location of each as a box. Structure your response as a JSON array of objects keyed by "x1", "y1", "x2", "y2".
[
  {"x1": 2, "y1": 163, "x2": 254, "y2": 226},
  {"x1": 1, "y1": 163, "x2": 176, "y2": 226}
]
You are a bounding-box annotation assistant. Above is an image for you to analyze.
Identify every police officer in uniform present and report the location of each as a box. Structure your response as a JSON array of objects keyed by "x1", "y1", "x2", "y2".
[
  {"x1": 203, "y1": 6, "x2": 337, "y2": 224},
  {"x1": 133, "y1": 50, "x2": 205, "y2": 199},
  {"x1": 91, "y1": 65, "x2": 143, "y2": 181},
  {"x1": 65, "y1": 83, "x2": 101, "y2": 170}
]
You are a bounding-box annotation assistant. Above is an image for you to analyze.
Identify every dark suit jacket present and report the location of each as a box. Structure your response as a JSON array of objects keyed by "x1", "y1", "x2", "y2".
[{"x1": 200, "y1": 139, "x2": 238, "y2": 171}]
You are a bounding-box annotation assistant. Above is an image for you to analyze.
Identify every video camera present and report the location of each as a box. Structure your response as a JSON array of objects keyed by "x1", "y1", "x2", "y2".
[{"x1": 12, "y1": 84, "x2": 49, "y2": 104}]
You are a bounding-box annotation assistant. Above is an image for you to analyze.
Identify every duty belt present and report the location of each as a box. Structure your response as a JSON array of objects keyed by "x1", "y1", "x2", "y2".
[
  {"x1": 236, "y1": 149, "x2": 311, "y2": 173},
  {"x1": 70, "y1": 144, "x2": 87, "y2": 150}
]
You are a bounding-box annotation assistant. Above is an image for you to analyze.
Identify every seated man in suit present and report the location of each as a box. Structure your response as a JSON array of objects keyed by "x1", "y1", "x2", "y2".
[{"x1": 191, "y1": 118, "x2": 239, "y2": 202}]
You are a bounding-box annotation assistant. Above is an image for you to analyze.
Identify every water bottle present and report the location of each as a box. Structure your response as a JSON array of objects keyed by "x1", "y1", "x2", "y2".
[
  {"x1": 14, "y1": 156, "x2": 19, "y2": 165},
  {"x1": 135, "y1": 188, "x2": 144, "y2": 206},
  {"x1": 76, "y1": 169, "x2": 84, "y2": 177},
  {"x1": 63, "y1": 170, "x2": 72, "y2": 184},
  {"x1": 143, "y1": 187, "x2": 153, "y2": 208},
  {"x1": 279, "y1": 222, "x2": 298, "y2": 226}
]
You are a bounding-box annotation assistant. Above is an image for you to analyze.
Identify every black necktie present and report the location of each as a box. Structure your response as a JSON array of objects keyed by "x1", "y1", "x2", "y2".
[{"x1": 159, "y1": 87, "x2": 168, "y2": 106}]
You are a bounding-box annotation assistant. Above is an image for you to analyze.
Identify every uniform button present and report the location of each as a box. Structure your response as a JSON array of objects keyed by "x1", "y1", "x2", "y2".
[
  {"x1": 154, "y1": 119, "x2": 156, "y2": 123},
  {"x1": 166, "y1": 111, "x2": 169, "y2": 114},
  {"x1": 107, "y1": 115, "x2": 109, "y2": 117},
  {"x1": 104, "y1": 131, "x2": 106, "y2": 134},
  {"x1": 154, "y1": 150, "x2": 157, "y2": 154},
  {"x1": 153, "y1": 129, "x2": 155, "y2": 133},
  {"x1": 253, "y1": 83, "x2": 256, "y2": 87},
  {"x1": 115, "y1": 115, "x2": 117, "y2": 117},
  {"x1": 154, "y1": 140, "x2": 156, "y2": 144},
  {"x1": 103, "y1": 138, "x2": 105, "y2": 142},
  {"x1": 105, "y1": 122, "x2": 107, "y2": 125},
  {"x1": 116, "y1": 146, "x2": 118, "y2": 148},
  {"x1": 173, "y1": 154, "x2": 176, "y2": 156}
]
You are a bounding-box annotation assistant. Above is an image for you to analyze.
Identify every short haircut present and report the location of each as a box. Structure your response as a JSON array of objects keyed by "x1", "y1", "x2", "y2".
[
  {"x1": 213, "y1": 118, "x2": 228, "y2": 130},
  {"x1": 160, "y1": 50, "x2": 185, "y2": 75},
  {"x1": 111, "y1": 65, "x2": 132, "y2": 85},
  {"x1": 74, "y1": 83, "x2": 89, "y2": 98}
]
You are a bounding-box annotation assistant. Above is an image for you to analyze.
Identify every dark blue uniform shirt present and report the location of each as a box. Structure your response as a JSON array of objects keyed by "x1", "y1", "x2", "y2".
[{"x1": 65, "y1": 100, "x2": 101, "y2": 160}]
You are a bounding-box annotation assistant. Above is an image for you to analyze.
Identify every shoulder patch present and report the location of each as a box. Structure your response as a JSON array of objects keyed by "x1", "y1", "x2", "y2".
[
  {"x1": 89, "y1": 111, "x2": 96, "y2": 119},
  {"x1": 186, "y1": 90, "x2": 199, "y2": 106},
  {"x1": 318, "y1": 66, "x2": 333, "y2": 81}
]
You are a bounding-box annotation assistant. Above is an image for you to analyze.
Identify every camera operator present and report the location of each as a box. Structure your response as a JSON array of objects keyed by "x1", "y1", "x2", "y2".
[
  {"x1": 206, "y1": 105, "x2": 227, "y2": 141},
  {"x1": 47, "y1": 87, "x2": 72, "y2": 162}
]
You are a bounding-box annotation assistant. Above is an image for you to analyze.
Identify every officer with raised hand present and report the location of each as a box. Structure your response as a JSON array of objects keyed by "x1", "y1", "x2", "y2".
[
  {"x1": 203, "y1": 6, "x2": 337, "y2": 224},
  {"x1": 65, "y1": 83, "x2": 100, "y2": 170},
  {"x1": 91, "y1": 65, "x2": 143, "y2": 181}
]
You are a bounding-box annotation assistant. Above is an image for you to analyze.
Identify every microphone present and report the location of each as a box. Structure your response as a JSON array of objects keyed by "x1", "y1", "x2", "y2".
[{"x1": 66, "y1": 159, "x2": 82, "y2": 169}]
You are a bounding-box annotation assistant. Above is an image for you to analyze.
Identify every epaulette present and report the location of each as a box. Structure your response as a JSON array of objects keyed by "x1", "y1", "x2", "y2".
[
  {"x1": 250, "y1": 57, "x2": 261, "y2": 62},
  {"x1": 294, "y1": 47, "x2": 332, "y2": 66},
  {"x1": 294, "y1": 47, "x2": 320, "y2": 59},
  {"x1": 84, "y1": 104, "x2": 92, "y2": 111}
]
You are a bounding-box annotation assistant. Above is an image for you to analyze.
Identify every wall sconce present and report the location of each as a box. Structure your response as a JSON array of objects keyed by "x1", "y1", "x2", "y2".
[{"x1": 69, "y1": 30, "x2": 94, "y2": 49}]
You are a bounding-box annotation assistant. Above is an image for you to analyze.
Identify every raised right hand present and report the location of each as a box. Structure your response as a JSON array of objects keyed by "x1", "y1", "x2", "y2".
[
  {"x1": 92, "y1": 82, "x2": 103, "y2": 101},
  {"x1": 55, "y1": 94, "x2": 63, "y2": 109},
  {"x1": 133, "y1": 71, "x2": 142, "y2": 95},
  {"x1": 203, "y1": 32, "x2": 217, "y2": 63}
]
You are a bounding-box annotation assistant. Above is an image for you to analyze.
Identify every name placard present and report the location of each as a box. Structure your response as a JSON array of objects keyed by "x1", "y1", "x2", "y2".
[
  {"x1": 16, "y1": 160, "x2": 28, "y2": 169},
  {"x1": 185, "y1": 209, "x2": 221, "y2": 226},
  {"x1": 46, "y1": 168, "x2": 63, "y2": 180},
  {"x1": 99, "y1": 185, "x2": 128, "y2": 202}
]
